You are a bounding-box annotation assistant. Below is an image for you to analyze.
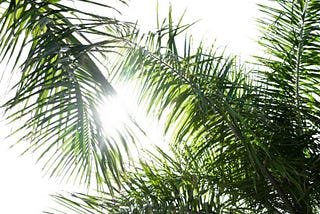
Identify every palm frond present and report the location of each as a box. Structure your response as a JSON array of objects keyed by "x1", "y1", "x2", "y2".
[
  {"x1": 110, "y1": 7, "x2": 278, "y2": 213},
  {"x1": 112, "y1": 3, "x2": 320, "y2": 212},
  {"x1": 254, "y1": 0, "x2": 320, "y2": 212},
  {"x1": 46, "y1": 144, "x2": 257, "y2": 214},
  {"x1": 0, "y1": 0, "x2": 135, "y2": 190}
]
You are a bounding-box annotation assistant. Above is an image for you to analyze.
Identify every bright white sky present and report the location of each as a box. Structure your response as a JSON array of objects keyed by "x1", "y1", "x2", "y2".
[{"x1": 0, "y1": 0, "x2": 266, "y2": 213}]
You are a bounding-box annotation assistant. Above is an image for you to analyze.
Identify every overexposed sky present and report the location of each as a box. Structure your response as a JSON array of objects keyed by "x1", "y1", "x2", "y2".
[
  {"x1": 0, "y1": 0, "x2": 265, "y2": 213},
  {"x1": 121, "y1": 0, "x2": 265, "y2": 60}
]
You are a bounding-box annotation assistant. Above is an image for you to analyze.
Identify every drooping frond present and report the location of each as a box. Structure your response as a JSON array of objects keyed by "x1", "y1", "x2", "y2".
[{"x1": 0, "y1": 0, "x2": 135, "y2": 190}]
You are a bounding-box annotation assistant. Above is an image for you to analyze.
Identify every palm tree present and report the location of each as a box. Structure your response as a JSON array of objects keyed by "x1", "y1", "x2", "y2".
[{"x1": 1, "y1": 0, "x2": 320, "y2": 213}]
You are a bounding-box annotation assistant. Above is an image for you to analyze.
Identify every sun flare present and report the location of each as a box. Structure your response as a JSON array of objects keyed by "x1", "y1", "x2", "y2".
[
  {"x1": 98, "y1": 94, "x2": 129, "y2": 136},
  {"x1": 97, "y1": 83, "x2": 169, "y2": 160}
]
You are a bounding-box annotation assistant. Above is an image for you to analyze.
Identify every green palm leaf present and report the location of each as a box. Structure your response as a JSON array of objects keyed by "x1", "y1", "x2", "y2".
[
  {"x1": 46, "y1": 144, "x2": 255, "y2": 213},
  {"x1": 110, "y1": 7, "x2": 274, "y2": 213},
  {"x1": 1, "y1": 0, "x2": 320, "y2": 213},
  {"x1": 254, "y1": 0, "x2": 320, "y2": 212},
  {"x1": 0, "y1": 0, "x2": 135, "y2": 190}
]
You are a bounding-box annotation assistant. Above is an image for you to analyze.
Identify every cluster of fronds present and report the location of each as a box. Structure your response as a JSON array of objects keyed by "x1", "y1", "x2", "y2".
[{"x1": 1, "y1": 0, "x2": 320, "y2": 213}]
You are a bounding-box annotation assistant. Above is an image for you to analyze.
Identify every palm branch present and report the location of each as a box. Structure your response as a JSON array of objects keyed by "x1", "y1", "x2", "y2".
[
  {"x1": 254, "y1": 0, "x2": 320, "y2": 212},
  {"x1": 111, "y1": 1, "x2": 320, "y2": 212},
  {"x1": 0, "y1": 0, "x2": 136, "y2": 190},
  {"x1": 47, "y1": 144, "x2": 258, "y2": 214},
  {"x1": 43, "y1": 7, "x2": 260, "y2": 214},
  {"x1": 1, "y1": 0, "x2": 320, "y2": 213}
]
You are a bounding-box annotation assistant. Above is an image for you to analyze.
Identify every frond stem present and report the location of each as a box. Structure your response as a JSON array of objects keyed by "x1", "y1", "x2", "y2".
[{"x1": 295, "y1": 0, "x2": 308, "y2": 135}]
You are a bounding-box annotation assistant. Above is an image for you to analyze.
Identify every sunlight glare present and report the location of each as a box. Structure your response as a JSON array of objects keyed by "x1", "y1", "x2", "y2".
[
  {"x1": 97, "y1": 82, "x2": 170, "y2": 159},
  {"x1": 98, "y1": 94, "x2": 130, "y2": 137}
]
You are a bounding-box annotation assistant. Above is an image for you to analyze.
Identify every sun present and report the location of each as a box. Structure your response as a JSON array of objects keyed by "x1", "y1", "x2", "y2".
[
  {"x1": 98, "y1": 93, "x2": 130, "y2": 137},
  {"x1": 97, "y1": 82, "x2": 170, "y2": 160},
  {"x1": 97, "y1": 82, "x2": 143, "y2": 139}
]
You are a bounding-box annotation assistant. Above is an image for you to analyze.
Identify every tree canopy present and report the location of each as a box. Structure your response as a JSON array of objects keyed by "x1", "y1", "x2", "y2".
[{"x1": 0, "y1": 0, "x2": 319, "y2": 213}]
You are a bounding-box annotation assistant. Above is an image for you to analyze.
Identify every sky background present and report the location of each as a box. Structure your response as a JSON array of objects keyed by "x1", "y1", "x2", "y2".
[{"x1": 0, "y1": 0, "x2": 266, "y2": 213}]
